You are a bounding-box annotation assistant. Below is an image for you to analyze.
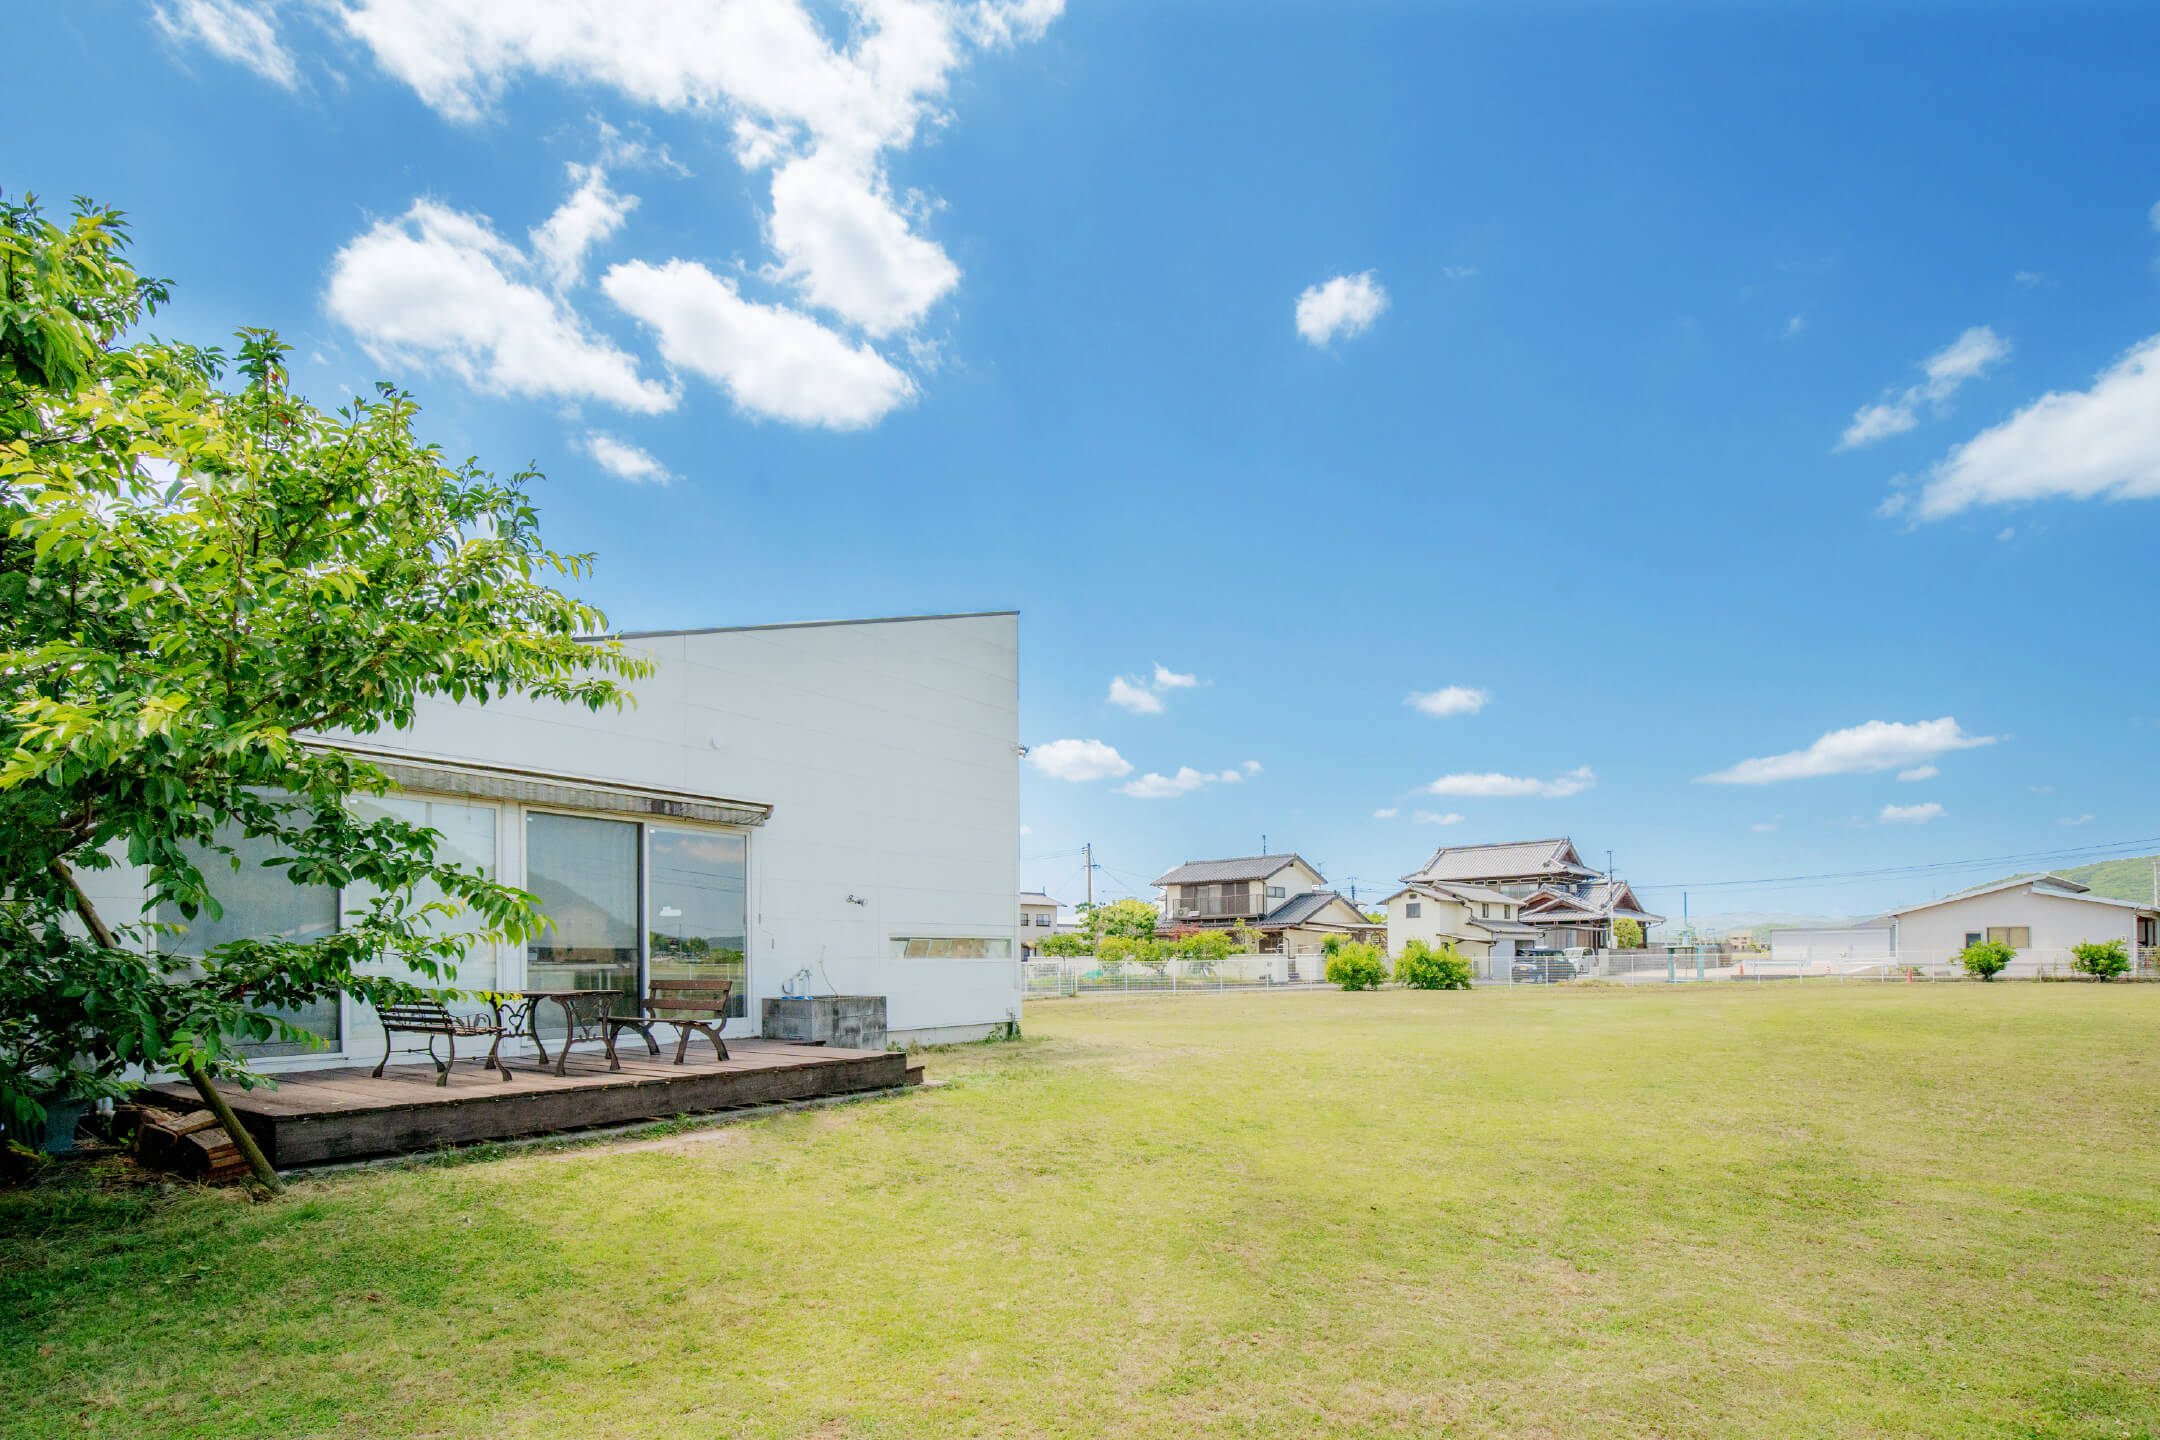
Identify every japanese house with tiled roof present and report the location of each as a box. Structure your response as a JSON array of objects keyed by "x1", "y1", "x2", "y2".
[
  {"x1": 1399, "y1": 837, "x2": 1665, "y2": 951},
  {"x1": 1151, "y1": 854, "x2": 1383, "y2": 957}
]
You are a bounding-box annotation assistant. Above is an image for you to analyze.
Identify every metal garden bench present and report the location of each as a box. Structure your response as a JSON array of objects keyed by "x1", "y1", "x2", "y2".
[
  {"x1": 602, "y1": 979, "x2": 734, "y2": 1070},
  {"x1": 372, "y1": 1000, "x2": 509, "y2": 1086}
]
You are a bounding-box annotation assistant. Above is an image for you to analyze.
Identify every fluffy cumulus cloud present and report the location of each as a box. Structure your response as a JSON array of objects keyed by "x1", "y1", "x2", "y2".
[
  {"x1": 1413, "y1": 810, "x2": 1466, "y2": 825},
  {"x1": 579, "y1": 430, "x2": 673, "y2": 484},
  {"x1": 1897, "y1": 764, "x2": 1939, "y2": 782},
  {"x1": 1372, "y1": 807, "x2": 1399, "y2": 820},
  {"x1": 1898, "y1": 334, "x2": 2160, "y2": 520},
  {"x1": 175, "y1": 0, "x2": 1063, "y2": 429},
  {"x1": 1838, "y1": 326, "x2": 2010, "y2": 451},
  {"x1": 1295, "y1": 271, "x2": 1388, "y2": 347},
  {"x1": 154, "y1": 0, "x2": 296, "y2": 87},
  {"x1": 1028, "y1": 739, "x2": 1131, "y2": 783},
  {"x1": 604, "y1": 259, "x2": 915, "y2": 428},
  {"x1": 325, "y1": 194, "x2": 676, "y2": 414},
  {"x1": 1118, "y1": 765, "x2": 1249, "y2": 800},
  {"x1": 1105, "y1": 664, "x2": 1199, "y2": 714},
  {"x1": 1699, "y1": 718, "x2": 1995, "y2": 785},
  {"x1": 1427, "y1": 767, "x2": 1595, "y2": 799},
  {"x1": 1407, "y1": 686, "x2": 1489, "y2": 718},
  {"x1": 1879, "y1": 801, "x2": 1943, "y2": 825}
]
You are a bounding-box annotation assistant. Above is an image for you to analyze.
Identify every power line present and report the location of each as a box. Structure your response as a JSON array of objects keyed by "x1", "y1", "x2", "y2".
[{"x1": 1633, "y1": 833, "x2": 2160, "y2": 895}]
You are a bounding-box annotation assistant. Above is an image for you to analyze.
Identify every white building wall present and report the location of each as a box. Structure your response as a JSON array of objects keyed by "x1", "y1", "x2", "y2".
[{"x1": 344, "y1": 613, "x2": 1022, "y2": 1045}]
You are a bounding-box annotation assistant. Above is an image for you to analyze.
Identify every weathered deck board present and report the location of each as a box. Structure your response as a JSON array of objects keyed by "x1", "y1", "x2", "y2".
[{"x1": 142, "y1": 1040, "x2": 907, "y2": 1167}]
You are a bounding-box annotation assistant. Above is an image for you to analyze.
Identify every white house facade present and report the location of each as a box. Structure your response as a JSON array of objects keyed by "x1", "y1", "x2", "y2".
[
  {"x1": 1885, "y1": 874, "x2": 2159, "y2": 975},
  {"x1": 79, "y1": 611, "x2": 1024, "y2": 1070}
]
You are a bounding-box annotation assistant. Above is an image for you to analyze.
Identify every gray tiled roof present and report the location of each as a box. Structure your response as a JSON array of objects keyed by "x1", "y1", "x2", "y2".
[
  {"x1": 1467, "y1": 917, "x2": 1539, "y2": 937},
  {"x1": 1257, "y1": 891, "x2": 1371, "y2": 929},
  {"x1": 1407, "y1": 837, "x2": 1597, "y2": 884},
  {"x1": 1153, "y1": 854, "x2": 1313, "y2": 887},
  {"x1": 1519, "y1": 881, "x2": 1666, "y2": 925},
  {"x1": 1018, "y1": 892, "x2": 1059, "y2": 907}
]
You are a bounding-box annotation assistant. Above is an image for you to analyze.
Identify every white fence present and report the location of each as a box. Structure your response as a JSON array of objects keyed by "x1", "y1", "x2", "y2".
[
  {"x1": 1574, "y1": 946, "x2": 2158, "y2": 983},
  {"x1": 1023, "y1": 954, "x2": 1334, "y2": 999}
]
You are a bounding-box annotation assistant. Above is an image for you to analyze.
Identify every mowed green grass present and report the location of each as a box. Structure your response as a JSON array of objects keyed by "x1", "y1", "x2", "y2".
[{"x1": 6, "y1": 985, "x2": 2160, "y2": 1439}]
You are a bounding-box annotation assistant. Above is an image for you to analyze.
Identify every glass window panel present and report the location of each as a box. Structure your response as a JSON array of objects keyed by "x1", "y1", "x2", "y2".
[
  {"x1": 646, "y1": 827, "x2": 748, "y2": 1019},
  {"x1": 525, "y1": 813, "x2": 640, "y2": 1015},
  {"x1": 160, "y1": 824, "x2": 339, "y2": 1057},
  {"x1": 346, "y1": 796, "x2": 498, "y2": 992},
  {"x1": 928, "y1": 939, "x2": 953, "y2": 958}
]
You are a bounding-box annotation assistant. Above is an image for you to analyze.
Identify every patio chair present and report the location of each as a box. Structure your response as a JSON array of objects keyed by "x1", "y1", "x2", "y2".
[{"x1": 602, "y1": 979, "x2": 733, "y2": 1070}]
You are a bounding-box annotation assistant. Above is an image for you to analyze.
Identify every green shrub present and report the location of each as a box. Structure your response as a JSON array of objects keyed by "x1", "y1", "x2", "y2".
[
  {"x1": 1325, "y1": 942, "x2": 1388, "y2": 991},
  {"x1": 2070, "y1": 938, "x2": 2131, "y2": 981},
  {"x1": 1395, "y1": 939, "x2": 1474, "y2": 990},
  {"x1": 1959, "y1": 938, "x2": 2015, "y2": 982},
  {"x1": 1322, "y1": 935, "x2": 1344, "y2": 959}
]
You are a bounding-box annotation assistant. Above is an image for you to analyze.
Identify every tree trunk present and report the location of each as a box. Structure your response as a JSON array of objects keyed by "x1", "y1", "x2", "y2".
[{"x1": 48, "y1": 858, "x2": 283, "y2": 1193}]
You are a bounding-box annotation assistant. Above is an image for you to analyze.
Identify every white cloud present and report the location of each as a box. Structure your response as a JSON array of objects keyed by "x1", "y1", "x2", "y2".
[
  {"x1": 1372, "y1": 808, "x2": 1399, "y2": 820},
  {"x1": 1697, "y1": 718, "x2": 1995, "y2": 785},
  {"x1": 1028, "y1": 739, "x2": 1131, "y2": 783},
  {"x1": 332, "y1": 0, "x2": 1058, "y2": 340},
  {"x1": 2014, "y1": 270, "x2": 2046, "y2": 288},
  {"x1": 604, "y1": 259, "x2": 914, "y2": 428},
  {"x1": 1413, "y1": 810, "x2": 1466, "y2": 826},
  {"x1": 1407, "y1": 686, "x2": 1490, "y2": 718},
  {"x1": 1783, "y1": 315, "x2": 1806, "y2": 338},
  {"x1": 1440, "y1": 265, "x2": 1476, "y2": 281},
  {"x1": 1295, "y1": 271, "x2": 1388, "y2": 347},
  {"x1": 1838, "y1": 325, "x2": 2010, "y2": 450},
  {"x1": 1106, "y1": 676, "x2": 1163, "y2": 714},
  {"x1": 1105, "y1": 663, "x2": 1199, "y2": 715},
  {"x1": 1119, "y1": 766, "x2": 1246, "y2": 800},
  {"x1": 1879, "y1": 802, "x2": 1943, "y2": 825},
  {"x1": 578, "y1": 430, "x2": 672, "y2": 485},
  {"x1": 2060, "y1": 813, "x2": 2094, "y2": 827},
  {"x1": 1896, "y1": 765, "x2": 1939, "y2": 782},
  {"x1": 1750, "y1": 818, "x2": 1781, "y2": 833},
  {"x1": 1427, "y1": 766, "x2": 1595, "y2": 799},
  {"x1": 1240, "y1": 760, "x2": 1261, "y2": 776},
  {"x1": 531, "y1": 163, "x2": 637, "y2": 291},
  {"x1": 326, "y1": 197, "x2": 676, "y2": 414},
  {"x1": 1905, "y1": 333, "x2": 2160, "y2": 519},
  {"x1": 154, "y1": 0, "x2": 296, "y2": 88},
  {"x1": 2151, "y1": 200, "x2": 2160, "y2": 234}
]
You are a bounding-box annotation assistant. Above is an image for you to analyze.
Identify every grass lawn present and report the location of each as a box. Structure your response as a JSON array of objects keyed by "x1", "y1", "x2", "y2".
[{"x1": 6, "y1": 984, "x2": 2160, "y2": 1438}]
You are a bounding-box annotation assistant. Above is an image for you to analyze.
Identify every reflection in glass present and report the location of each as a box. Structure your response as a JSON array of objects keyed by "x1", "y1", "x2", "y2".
[
  {"x1": 161, "y1": 825, "x2": 340, "y2": 1057},
  {"x1": 347, "y1": 795, "x2": 498, "y2": 991},
  {"x1": 525, "y1": 813, "x2": 641, "y2": 1019},
  {"x1": 648, "y1": 828, "x2": 748, "y2": 1019}
]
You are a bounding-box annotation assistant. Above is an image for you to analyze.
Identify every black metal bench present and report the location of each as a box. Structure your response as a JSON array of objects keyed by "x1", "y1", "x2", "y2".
[
  {"x1": 603, "y1": 979, "x2": 733, "y2": 1070},
  {"x1": 372, "y1": 1001, "x2": 509, "y2": 1086}
]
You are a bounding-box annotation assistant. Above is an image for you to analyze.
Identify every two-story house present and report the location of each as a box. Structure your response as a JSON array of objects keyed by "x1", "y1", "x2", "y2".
[
  {"x1": 1018, "y1": 891, "x2": 1060, "y2": 958},
  {"x1": 1400, "y1": 836, "x2": 1664, "y2": 951},
  {"x1": 1150, "y1": 854, "x2": 1382, "y2": 964},
  {"x1": 1380, "y1": 881, "x2": 1539, "y2": 974}
]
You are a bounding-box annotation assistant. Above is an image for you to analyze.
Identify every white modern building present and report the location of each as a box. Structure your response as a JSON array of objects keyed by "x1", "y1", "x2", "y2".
[
  {"x1": 1883, "y1": 874, "x2": 2159, "y2": 976},
  {"x1": 81, "y1": 611, "x2": 1024, "y2": 1069}
]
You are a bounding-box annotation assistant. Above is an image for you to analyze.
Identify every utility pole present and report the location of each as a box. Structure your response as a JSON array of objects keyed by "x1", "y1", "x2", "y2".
[
  {"x1": 1084, "y1": 842, "x2": 1093, "y2": 911},
  {"x1": 1261, "y1": 833, "x2": 1267, "y2": 856}
]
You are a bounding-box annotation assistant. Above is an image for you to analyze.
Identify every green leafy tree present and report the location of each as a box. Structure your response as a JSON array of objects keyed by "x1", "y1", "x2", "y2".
[
  {"x1": 1613, "y1": 918, "x2": 1645, "y2": 949},
  {"x1": 1086, "y1": 897, "x2": 1162, "y2": 943},
  {"x1": 1395, "y1": 939, "x2": 1473, "y2": 990},
  {"x1": 1959, "y1": 938, "x2": 2014, "y2": 982},
  {"x1": 0, "y1": 195, "x2": 645, "y2": 1185},
  {"x1": 1325, "y1": 942, "x2": 1388, "y2": 990},
  {"x1": 1036, "y1": 929, "x2": 1092, "y2": 959},
  {"x1": 2070, "y1": 938, "x2": 2130, "y2": 981}
]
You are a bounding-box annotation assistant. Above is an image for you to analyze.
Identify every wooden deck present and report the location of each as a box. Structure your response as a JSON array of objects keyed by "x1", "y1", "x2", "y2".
[{"x1": 143, "y1": 1040, "x2": 909, "y2": 1168}]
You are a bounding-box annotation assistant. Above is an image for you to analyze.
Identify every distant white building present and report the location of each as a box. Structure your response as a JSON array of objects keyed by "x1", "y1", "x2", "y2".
[
  {"x1": 1018, "y1": 891, "x2": 1060, "y2": 958},
  {"x1": 1883, "y1": 874, "x2": 2158, "y2": 975}
]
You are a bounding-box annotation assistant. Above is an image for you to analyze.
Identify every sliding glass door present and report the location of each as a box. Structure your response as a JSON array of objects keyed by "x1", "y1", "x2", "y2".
[
  {"x1": 647, "y1": 827, "x2": 748, "y2": 1020},
  {"x1": 524, "y1": 813, "x2": 641, "y2": 1014},
  {"x1": 162, "y1": 827, "x2": 340, "y2": 1057}
]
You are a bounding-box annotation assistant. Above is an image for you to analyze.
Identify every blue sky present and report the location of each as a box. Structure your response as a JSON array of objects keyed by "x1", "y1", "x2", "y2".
[{"x1": 13, "y1": 1, "x2": 2160, "y2": 922}]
